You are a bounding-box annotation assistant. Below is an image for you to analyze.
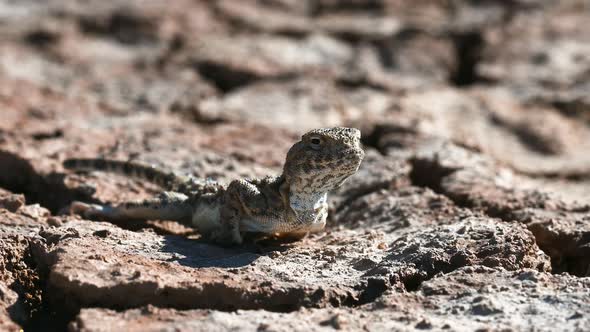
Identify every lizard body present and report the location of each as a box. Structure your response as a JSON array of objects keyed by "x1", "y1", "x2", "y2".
[{"x1": 63, "y1": 127, "x2": 365, "y2": 245}]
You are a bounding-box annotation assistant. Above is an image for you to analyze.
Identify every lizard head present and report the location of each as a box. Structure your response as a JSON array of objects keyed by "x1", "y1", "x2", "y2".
[{"x1": 284, "y1": 127, "x2": 365, "y2": 193}]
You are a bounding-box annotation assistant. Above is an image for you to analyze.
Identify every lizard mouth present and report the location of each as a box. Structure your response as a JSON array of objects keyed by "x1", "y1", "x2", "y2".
[{"x1": 342, "y1": 147, "x2": 364, "y2": 162}]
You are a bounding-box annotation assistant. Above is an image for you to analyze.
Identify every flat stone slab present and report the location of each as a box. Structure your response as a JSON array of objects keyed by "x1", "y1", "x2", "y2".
[
  {"x1": 0, "y1": 0, "x2": 588, "y2": 331},
  {"x1": 31, "y1": 185, "x2": 550, "y2": 314},
  {"x1": 70, "y1": 266, "x2": 590, "y2": 332}
]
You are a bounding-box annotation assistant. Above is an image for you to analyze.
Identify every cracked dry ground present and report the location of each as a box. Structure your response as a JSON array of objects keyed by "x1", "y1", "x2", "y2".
[{"x1": 1, "y1": 1, "x2": 589, "y2": 331}]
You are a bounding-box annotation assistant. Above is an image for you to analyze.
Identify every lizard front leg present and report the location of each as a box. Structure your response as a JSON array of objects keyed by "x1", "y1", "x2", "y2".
[
  {"x1": 211, "y1": 180, "x2": 251, "y2": 245},
  {"x1": 212, "y1": 177, "x2": 290, "y2": 245},
  {"x1": 70, "y1": 191, "x2": 192, "y2": 223},
  {"x1": 212, "y1": 179, "x2": 278, "y2": 245}
]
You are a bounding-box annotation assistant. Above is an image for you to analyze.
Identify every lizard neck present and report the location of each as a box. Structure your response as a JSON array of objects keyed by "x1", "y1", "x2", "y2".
[{"x1": 281, "y1": 176, "x2": 329, "y2": 216}]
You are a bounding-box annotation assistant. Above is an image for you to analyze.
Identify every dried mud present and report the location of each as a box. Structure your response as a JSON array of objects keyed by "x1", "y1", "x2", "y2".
[{"x1": 0, "y1": 1, "x2": 588, "y2": 331}]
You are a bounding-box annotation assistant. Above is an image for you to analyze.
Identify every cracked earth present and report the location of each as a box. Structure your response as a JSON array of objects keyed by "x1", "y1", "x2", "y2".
[{"x1": 0, "y1": 1, "x2": 589, "y2": 331}]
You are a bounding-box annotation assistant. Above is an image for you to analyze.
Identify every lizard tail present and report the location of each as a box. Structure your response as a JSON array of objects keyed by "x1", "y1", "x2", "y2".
[{"x1": 63, "y1": 158, "x2": 187, "y2": 190}]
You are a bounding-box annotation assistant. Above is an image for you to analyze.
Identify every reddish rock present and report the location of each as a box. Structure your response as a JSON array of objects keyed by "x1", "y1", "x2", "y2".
[
  {"x1": 0, "y1": 189, "x2": 25, "y2": 213},
  {"x1": 0, "y1": 0, "x2": 588, "y2": 331},
  {"x1": 408, "y1": 140, "x2": 590, "y2": 276},
  {"x1": 184, "y1": 34, "x2": 354, "y2": 91},
  {"x1": 70, "y1": 267, "x2": 590, "y2": 332},
  {"x1": 197, "y1": 79, "x2": 393, "y2": 132},
  {"x1": 0, "y1": 202, "x2": 51, "y2": 330}
]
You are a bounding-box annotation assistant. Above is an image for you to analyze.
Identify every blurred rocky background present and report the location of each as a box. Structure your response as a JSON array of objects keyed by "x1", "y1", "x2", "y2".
[{"x1": 0, "y1": 0, "x2": 589, "y2": 331}]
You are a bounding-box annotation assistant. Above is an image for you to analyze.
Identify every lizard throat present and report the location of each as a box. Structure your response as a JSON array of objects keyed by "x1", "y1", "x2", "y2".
[{"x1": 286, "y1": 183, "x2": 328, "y2": 226}]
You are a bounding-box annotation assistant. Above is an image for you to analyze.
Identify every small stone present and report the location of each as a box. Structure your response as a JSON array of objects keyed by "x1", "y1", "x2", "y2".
[
  {"x1": 416, "y1": 319, "x2": 433, "y2": 329},
  {"x1": 320, "y1": 314, "x2": 347, "y2": 330},
  {"x1": 471, "y1": 300, "x2": 502, "y2": 316},
  {"x1": 46, "y1": 217, "x2": 63, "y2": 227},
  {"x1": 352, "y1": 258, "x2": 377, "y2": 271},
  {"x1": 0, "y1": 191, "x2": 25, "y2": 212}
]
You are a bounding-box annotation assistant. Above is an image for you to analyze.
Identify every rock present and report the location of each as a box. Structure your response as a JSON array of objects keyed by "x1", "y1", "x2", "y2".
[
  {"x1": 70, "y1": 266, "x2": 590, "y2": 332},
  {"x1": 215, "y1": 0, "x2": 312, "y2": 36},
  {"x1": 198, "y1": 79, "x2": 394, "y2": 132},
  {"x1": 216, "y1": 0, "x2": 402, "y2": 40},
  {"x1": 81, "y1": 73, "x2": 216, "y2": 115},
  {"x1": 314, "y1": 13, "x2": 402, "y2": 40},
  {"x1": 514, "y1": 208, "x2": 590, "y2": 276},
  {"x1": 30, "y1": 180, "x2": 549, "y2": 317},
  {"x1": 0, "y1": 206, "x2": 50, "y2": 330},
  {"x1": 0, "y1": 189, "x2": 25, "y2": 212},
  {"x1": 332, "y1": 186, "x2": 461, "y2": 231},
  {"x1": 0, "y1": 0, "x2": 589, "y2": 330},
  {"x1": 408, "y1": 266, "x2": 590, "y2": 331},
  {"x1": 407, "y1": 140, "x2": 590, "y2": 276},
  {"x1": 187, "y1": 34, "x2": 353, "y2": 91},
  {"x1": 0, "y1": 70, "x2": 294, "y2": 233},
  {"x1": 0, "y1": 282, "x2": 21, "y2": 332},
  {"x1": 341, "y1": 38, "x2": 455, "y2": 92},
  {"x1": 30, "y1": 219, "x2": 387, "y2": 314},
  {"x1": 377, "y1": 33, "x2": 456, "y2": 83},
  {"x1": 329, "y1": 148, "x2": 412, "y2": 212},
  {"x1": 384, "y1": 87, "x2": 590, "y2": 177},
  {"x1": 478, "y1": 2, "x2": 590, "y2": 117},
  {"x1": 479, "y1": 3, "x2": 590, "y2": 86},
  {"x1": 368, "y1": 217, "x2": 551, "y2": 288}
]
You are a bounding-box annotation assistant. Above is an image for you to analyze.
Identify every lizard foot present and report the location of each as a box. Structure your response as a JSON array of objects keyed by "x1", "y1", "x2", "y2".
[
  {"x1": 209, "y1": 227, "x2": 243, "y2": 246},
  {"x1": 69, "y1": 201, "x2": 106, "y2": 220}
]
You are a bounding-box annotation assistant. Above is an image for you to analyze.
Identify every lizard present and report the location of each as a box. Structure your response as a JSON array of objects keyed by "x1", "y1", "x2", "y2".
[{"x1": 63, "y1": 127, "x2": 365, "y2": 245}]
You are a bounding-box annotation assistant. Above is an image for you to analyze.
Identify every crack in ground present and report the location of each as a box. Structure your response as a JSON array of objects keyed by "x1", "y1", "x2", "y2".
[
  {"x1": 360, "y1": 124, "x2": 390, "y2": 156},
  {"x1": 407, "y1": 156, "x2": 589, "y2": 277},
  {"x1": 0, "y1": 149, "x2": 394, "y2": 314},
  {"x1": 407, "y1": 153, "x2": 526, "y2": 220},
  {"x1": 0, "y1": 150, "x2": 96, "y2": 215},
  {"x1": 3, "y1": 239, "x2": 66, "y2": 332},
  {"x1": 510, "y1": 168, "x2": 590, "y2": 182},
  {"x1": 449, "y1": 31, "x2": 487, "y2": 87},
  {"x1": 32, "y1": 234, "x2": 391, "y2": 315},
  {"x1": 488, "y1": 112, "x2": 564, "y2": 156},
  {"x1": 194, "y1": 61, "x2": 263, "y2": 93}
]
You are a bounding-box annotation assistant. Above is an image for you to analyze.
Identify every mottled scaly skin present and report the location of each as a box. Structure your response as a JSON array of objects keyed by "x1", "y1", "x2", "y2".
[
  {"x1": 62, "y1": 158, "x2": 222, "y2": 195},
  {"x1": 64, "y1": 127, "x2": 365, "y2": 245}
]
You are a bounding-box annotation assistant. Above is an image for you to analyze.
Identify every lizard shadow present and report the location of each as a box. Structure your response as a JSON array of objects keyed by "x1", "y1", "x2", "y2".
[
  {"x1": 80, "y1": 217, "x2": 295, "y2": 269},
  {"x1": 160, "y1": 235, "x2": 295, "y2": 269}
]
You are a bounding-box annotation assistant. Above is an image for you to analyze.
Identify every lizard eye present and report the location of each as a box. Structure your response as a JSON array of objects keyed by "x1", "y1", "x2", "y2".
[{"x1": 310, "y1": 136, "x2": 322, "y2": 150}]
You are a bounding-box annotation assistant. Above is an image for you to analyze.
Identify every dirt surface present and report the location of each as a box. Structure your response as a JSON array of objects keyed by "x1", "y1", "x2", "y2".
[
  {"x1": 0, "y1": 1, "x2": 589, "y2": 331},
  {"x1": 70, "y1": 267, "x2": 590, "y2": 332}
]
